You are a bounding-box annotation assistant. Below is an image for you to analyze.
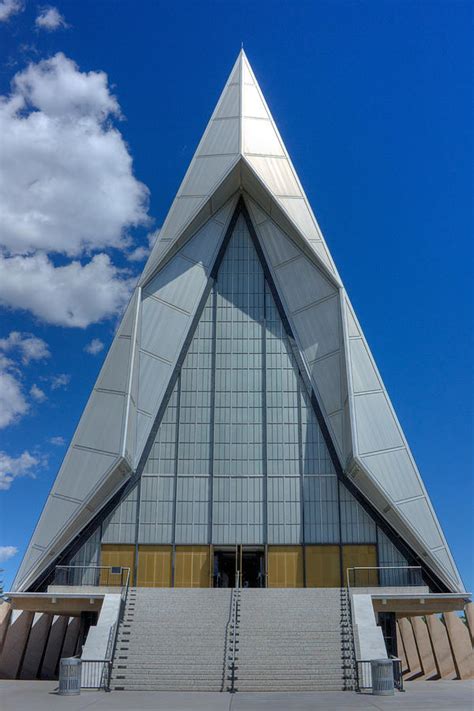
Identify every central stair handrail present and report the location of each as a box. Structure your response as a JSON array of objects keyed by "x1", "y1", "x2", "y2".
[{"x1": 226, "y1": 570, "x2": 241, "y2": 693}]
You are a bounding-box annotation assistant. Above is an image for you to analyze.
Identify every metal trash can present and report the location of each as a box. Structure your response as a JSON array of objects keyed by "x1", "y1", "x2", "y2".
[
  {"x1": 371, "y1": 659, "x2": 394, "y2": 696},
  {"x1": 58, "y1": 657, "x2": 82, "y2": 696}
]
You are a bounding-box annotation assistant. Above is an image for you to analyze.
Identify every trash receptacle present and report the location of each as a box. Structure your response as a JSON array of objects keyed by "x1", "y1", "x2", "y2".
[
  {"x1": 371, "y1": 659, "x2": 394, "y2": 696},
  {"x1": 58, "y1": 657, "x2": 82, "y2": 696}
]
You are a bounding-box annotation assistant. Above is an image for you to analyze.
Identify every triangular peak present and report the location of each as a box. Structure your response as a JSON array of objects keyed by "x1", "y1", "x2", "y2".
[{"x1": 142, "y1": 51, "x2": 340, "y2": 285}]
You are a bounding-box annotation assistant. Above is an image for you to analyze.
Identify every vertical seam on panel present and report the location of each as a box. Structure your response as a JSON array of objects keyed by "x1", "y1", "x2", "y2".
[
  {"x1": 171, "y1": 374, "x2": 181, "y2": 586},
  {"x1": 208, "y1": 285, "x2": 217, "y2": 545}
]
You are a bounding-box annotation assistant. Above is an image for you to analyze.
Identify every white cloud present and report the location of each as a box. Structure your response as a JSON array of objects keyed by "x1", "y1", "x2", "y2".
[
  {"x1": 0, "y1": 332, "x2": 50, "y2": 427},
  {"x1": 0, "y1": 331, "x2": 50, "y2": 364},
  {"x1": 30, "y1": 384, "x2": 47, "y2": 402},
  {"x1": 0, "y1": 53, "x2": 149, "y2": 257},
  {"x1": 49, "y1": 435, "x2": 65, "y2": 446},
  {"x1": 35, "y1": 6, "x2": 67, "y2": 30},
  {"x1": 50, "y1": 373, "x2": 70, "y2": 390},
  {"x1": 0, "y1": 253, "x2": 135, "y2": 328},
  {"x1": 0, "y1": 0, "x2": 23, "y2": 22},
  {"x1": 0, "y1": 53, "x2": 150, "y2": 328},
  {"x1": 84, "y1": 338, "x2": 104, "y2": 355},
  {"x1": 0, "y1": 546, "x2": 18, "y2": 562},
  {"x1": 0, "y1": 450, "x2": 39, "y2": 490},
  {"x1": 127, "y1": 229, "x2": 160, "y2": 263},
  {"x1": 0, "y1": 370, "x2": 28, "y2": 428}
]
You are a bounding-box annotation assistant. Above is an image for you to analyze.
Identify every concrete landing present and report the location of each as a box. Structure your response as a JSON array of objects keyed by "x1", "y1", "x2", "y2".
[{"x1": 1, "y1": 681, "x2": 473, "y2": 711}]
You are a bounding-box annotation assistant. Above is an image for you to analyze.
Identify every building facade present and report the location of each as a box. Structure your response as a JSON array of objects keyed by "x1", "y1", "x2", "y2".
[{"x1": 13, "y1": 52, "x2": 464, "y2": 595}]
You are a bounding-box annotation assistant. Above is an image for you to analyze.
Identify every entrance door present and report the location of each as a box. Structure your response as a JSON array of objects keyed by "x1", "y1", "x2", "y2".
[
  {"x1": 241, "y1": 549, "x2": 265, "y2": 588},
  {"x1": 213, "y1": 546, "x2": 266, "y2": 587}
]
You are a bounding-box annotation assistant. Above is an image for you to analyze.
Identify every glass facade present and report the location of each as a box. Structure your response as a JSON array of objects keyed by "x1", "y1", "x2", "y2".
[{"x1": 71, "y1": 212, "x2": 409, "y2": 577}]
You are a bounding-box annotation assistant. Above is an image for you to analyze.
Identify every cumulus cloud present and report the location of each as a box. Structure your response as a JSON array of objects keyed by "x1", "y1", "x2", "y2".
[
  {"x1": 0, "y1": 332, "x2": 51, "y2": 427},
  {"x1": 0, "y1": 52, "x2": 150, "y2": 328},
  {"x1": 84, "y1": 338, "x2": 104, "y2": 355},
  {"x1": 0, "y1": 546, "x2": 18, "y2": 562},
  {"x1": 49, "y1": 435, "x2": 65, "y2": 446},
  {"x1": 0, "y1": 370, "x2": 28, "y2": 428},
  {"x1": 0, "y1": 0, "x2": 23, "y2": 22},
  {"x1": 127, "y1": 229, "x2": 160, "y2": 263},
  {"x1": 0, "y1": 253, "x2": 135, "y2": 328},
  {"x1": 0, "y1": 450, "x2": 40, "y2": 490},
  {"x1": 0, "y1": 331, "x2": 50, "y2": 364},
  {"x1": 30, "y1": 384, "x2": 47, "y2": 402},
  {"x1": 35, "y1": 5, "x2": 68, "y2": 30},
  {"x1": 50, "y1": 373, "x2": 70, "y2": 390}
]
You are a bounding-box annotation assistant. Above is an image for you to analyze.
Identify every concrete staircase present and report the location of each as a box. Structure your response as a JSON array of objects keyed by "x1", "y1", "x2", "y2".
[
  {"x1": 111, "y1": 588, "x2": 232, "y2": 691},
  {"x1": 110, "y1": 587, "x2": 355, "y2": 691},
  {"x1": 233, "y1": 588, "x2": 354, "y2": 691}
]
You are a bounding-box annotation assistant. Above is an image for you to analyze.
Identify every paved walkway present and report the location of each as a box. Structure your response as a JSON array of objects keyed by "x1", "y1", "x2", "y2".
[{"x1": 0, "y1": 680, "x2": 473, "y2": 710}]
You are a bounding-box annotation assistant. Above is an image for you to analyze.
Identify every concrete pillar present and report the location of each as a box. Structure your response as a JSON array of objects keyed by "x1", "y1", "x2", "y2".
[
  {"x1": 0, "y1": 603, "x2": 12, "y2": 652},
  {"x1": 0, "y1": 610, "x2": 34, "y2": 679},
  {"x1": 61, "y1": 617, "x2": 81, "y2": 659},
  {"x1": 40, "y1": 615, "x2": 68, "y2": 679},
  {"x1": 397, "y1": 617, "x2": 422, "y2": 679},
  {"x1": 19, "y1": 613, "x2": 52, "y2": 679},
  {"x1": 465, "y1": 602, "x2": 474, "y2": 644},
  {"x1": 411, "y1": 616, "x2": 438, "y2": 679},
  {"x1": 444, "y1": 612, "x2": 474, "y2": 679},
  {"x1": 426, "y1": 614, "x2": 456, "y2": 679},
  {"x1": 396, "y1": 622, "x2": 409, "y2": 673}
]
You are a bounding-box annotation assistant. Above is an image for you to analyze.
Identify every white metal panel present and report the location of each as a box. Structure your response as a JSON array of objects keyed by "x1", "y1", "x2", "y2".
[
  {"x1": 52, "y1": 448, "x2": 117, "y2": 501},
  {"x1": 310, "y1": 352, "x2": 343, "y2": 415},
  {"x1": 354, "y1": 392, "x2": 404, "y2": 455},
  {"x1": 292, "y1": 295, "x2": 341, "y2": 362},
  {"x1": 135, "y1": 411, "x2": 153, "y2": 468},
  {"x1": 179, "y1": 155, "x2": 236, "y2": 196},
  {"x1": 350, "y1": 338, "x2": 382, "y2": 393},
  {"x1": 396, "y1": 498, "x2": 444, "y2": 550},
  {"x1": 431, "y1": 548, "x2": 459, "y2": 581},
  {"x1": 144, "y1": 256, "x2": 206, "y2": 314},
  {"x1": 307, "y1": 239, "x2": 335, "y2": 272},
  {"x1": 277, "y1": 197, "x2": 320, "y2": 240},
  {"x1": 137, "y1": 351, "x2": 171, "y2": 416},
  {"x1": 181, "y1": 219, "x2": 224, "y2": 266},
  {"x1": 214, "y1": 83, "x2": 240, "y2": 118},
  {"x1": 74, "y1": 392, "x2": 126, "y2": 455},
  {"x1": 117, "y1": 290, "x2": 139, "y2": 338},
  {"x1": 159, "y1": 197, "x2": 204, "y2": 241},
  {"x1": 198, "y1": 118, "x2": 239, "y2": 156},
  {"x1": 140, "y1": 298, "x2": 190, "y2": 362},
  {"x1": 345, "y1": 299, "x2": 361, "y2": 337},
  {"x1": 246, "y1": 198, "x2": 268, "y2": 225},
  {"x1": 246, "y1": 156, "x2": 300, "y2": 196},
  {"x1": 276, "y1": 258, "x2": 335, "y2": 312},
  {"x1": 243, "y1": 118, "x2": 284, "y2": 156},
  {"x1": 243, "y1": 83, "x2": 268, "y2": 118},
  {"x1": 258, "y1": 220, "x2": 300, "y2": 265},
  {"x1": 95, "y1": 337, "x2": 131, "y2": 393},
  {"x1": 361, "y1": 449, "x2": 423, "y2": 502},
  {"x1": 24, "y1": 496, "x2": 79, "y2": 550},
  {"x1": 213, "y1": 197, "x2": 238, "y2": 224}
]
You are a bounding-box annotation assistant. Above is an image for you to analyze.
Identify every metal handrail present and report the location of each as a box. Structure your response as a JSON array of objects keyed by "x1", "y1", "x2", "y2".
[
  {"x1": 54, "y1": 565, "x2": 131, "y2": 590},
  {"x1": 227, "y1": 570, "x2": 241, "y2": 692},
  {"x1": 346, "y1": 566, "x2": 424, "y2": 589}
]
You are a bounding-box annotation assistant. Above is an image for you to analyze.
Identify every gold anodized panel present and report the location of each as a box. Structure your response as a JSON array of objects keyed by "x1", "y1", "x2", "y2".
[
  {"x1": 342, "y1": 544, "x2": 378, "y2": 586},
  {"x1": 305, "y1": 545, "x2": 341, "y2": 587},
  {"x1": 174, "y1": 545, "x2": 210, "y2": 588},
  {"x1": 100, "y1": 544, "x2": 135, "y2": 586},
  {"x1": 137, "y1": 545, "x2": 172, "y2": 587},
  {"x1": 267, "y1": 546, "x2": 304, "y2": 588}
]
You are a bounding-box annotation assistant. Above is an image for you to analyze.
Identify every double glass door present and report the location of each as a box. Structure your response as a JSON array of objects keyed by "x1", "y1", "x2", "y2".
[{"x1": 213, "y1": 545, "x2": 265, "y2": 588}]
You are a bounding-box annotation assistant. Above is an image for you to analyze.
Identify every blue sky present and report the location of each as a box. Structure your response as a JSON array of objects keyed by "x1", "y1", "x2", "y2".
[{"x1": 0, "y1": 0, "x2": 472, "y2": 592}]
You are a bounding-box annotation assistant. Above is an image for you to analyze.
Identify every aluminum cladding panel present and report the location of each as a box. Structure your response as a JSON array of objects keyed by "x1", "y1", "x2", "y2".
[
  {"x1": 354, "y1": 392, "x2": 404, "y2": 455},
  {"x1": 292, "y1": 296, "x2": 341, "y2": 363},
  {"x1": 246, "y1": 156, "x2": 301, "y2": 196},
  {"x1": 361, "y1": 449, "x2": 424, "y2": 502}
]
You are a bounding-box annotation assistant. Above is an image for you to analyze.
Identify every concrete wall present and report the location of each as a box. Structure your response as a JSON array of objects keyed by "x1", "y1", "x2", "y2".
[
  {"x1": 40, "y1": 615, "x2": 68, "y2": 679},
  {"x1": 0, "y1": 610, "x2": 34, "y2": 678},
  {"x1": 19, "y1": 613, "x2": 52, "y2": 679}
]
